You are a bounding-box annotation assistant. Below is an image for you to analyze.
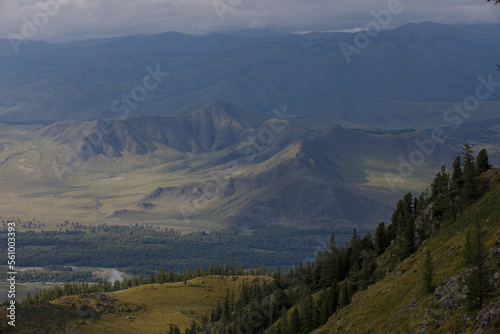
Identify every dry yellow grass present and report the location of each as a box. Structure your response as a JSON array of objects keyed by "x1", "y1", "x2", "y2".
[{"x1": 73, "y1": 275, "x2": 272, "y2": 333}]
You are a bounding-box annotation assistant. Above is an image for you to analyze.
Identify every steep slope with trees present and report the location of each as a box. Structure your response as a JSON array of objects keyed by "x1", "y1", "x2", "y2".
[{"x1": 310, "y1": 149, "x2": 500, "y2": 333}]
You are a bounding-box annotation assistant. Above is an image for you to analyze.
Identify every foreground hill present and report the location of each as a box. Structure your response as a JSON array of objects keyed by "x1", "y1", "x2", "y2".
[
  {"x1": 312, "y1": 171, "x2": 500, "y2": 333},
  {"x1": 0, "y1": 275, "x2": 272, "y2": 333}
]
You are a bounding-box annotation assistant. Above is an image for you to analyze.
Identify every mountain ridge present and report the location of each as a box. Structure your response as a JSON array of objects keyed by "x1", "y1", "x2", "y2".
[{"x1": 1, "y1": 23, "x2": 499, "y2": 129}]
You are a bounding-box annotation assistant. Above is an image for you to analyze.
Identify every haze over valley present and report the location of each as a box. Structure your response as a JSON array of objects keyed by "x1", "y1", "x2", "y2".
[
  {"x1": 0, "y1": 2, "x2": 500, "y2": 332},
  {"x1": 0, "y1": 23, "x2": 499, "y2": 230}
]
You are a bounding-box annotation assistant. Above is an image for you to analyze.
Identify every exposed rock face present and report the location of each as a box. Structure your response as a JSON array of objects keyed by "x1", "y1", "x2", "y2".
[
  {"x1": 108, "y1": 209, "x2": 143, "y2": 217},
  {"x1": 433, "y1": 274, "x2": 467, "y2": 309},
  {"x1": 475, "y1": 296, "x2": 500, "y2": 333},
  {"x1": 427, "y1": 240, "x2": 500, "y2": 333},
  {"x1": 137, "y1": 202, "x2": 154, "y2": 209}
]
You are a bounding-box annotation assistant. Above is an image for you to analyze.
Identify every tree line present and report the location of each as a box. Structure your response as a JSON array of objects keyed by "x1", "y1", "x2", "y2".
[{"x1": 0, "y1": 225, "x2": 341, "y2": 276}]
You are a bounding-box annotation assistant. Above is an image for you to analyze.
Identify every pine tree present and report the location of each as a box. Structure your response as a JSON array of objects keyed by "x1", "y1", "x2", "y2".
[
  {"x1": 334, "y1": 253, "x2": 344, "y2": 281},
  {"x1": 451, "y1": 155, "x2": 463, "y2": 186},
  {"x1": 461, "y1": 144, "x2": 480, "y2": 206},
  {"x1": 403, "y1": 192, "x2": 414, "y2": 220},
  {"x1": 289, "y1": 308, "x2": 300, "y2": 334},
  {"x1": 222, "y1": 290, "x2": 231, "y2": 321},
  {"x1": 432, "y1": 166, "x2": 451, "y2": 221},
  {"x1": 422, "y1": 251, "x2": 434, "y2": 294},
  {"x1": 279, "y1": 306, "x2": 289, "y2": 334},
  {"x1": 476, "y1": 149, "x2": 492, "y2": 174},
  {"x1": 298, "y1": 286, "x2": 314, "y2": 333},
  {"x1": 312, "y1": 296, "x2": 322, "y2": 328},
  {"x1": 211, "y1": 301, "x2": 222, "y2": 322},
  {"x1": 403, "y1": 216, "x2": 416, "y2": 259},
  {"x1": 339, "y1": 281, "x2": 349, "y2": 308},
  {"x1": 450, "y1": 155, "x2": 464, "y2": 219},
  {"x1": 356, "y1": 249, "x2": 377, "y2": 290},
  {"x1": 464, "y1": 222, "x2": 490, "y2": 311},
  {"x1": 24, "y1": 292, "x2": 33, "y2": 305},
  {"x1": 350, "y1": 228, "x2": 361, "y2": 252},
  {"x1": 375, "y1": 222, "x2": 388, "y2": 256},
  {"x1": 240, "y1": 281, "x2": 249, "y2": 306},
  {"x1": 331, "y1": 280, "x2": 339, "y2": 313},
  {"x1": 361, "y1": 232, "x2": 374, "y2": 251}
]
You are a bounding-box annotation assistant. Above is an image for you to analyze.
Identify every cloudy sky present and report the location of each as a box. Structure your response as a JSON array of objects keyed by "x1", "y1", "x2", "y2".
[{"x1": 1, "y1": 0, "x2": 499, "y2": 42}]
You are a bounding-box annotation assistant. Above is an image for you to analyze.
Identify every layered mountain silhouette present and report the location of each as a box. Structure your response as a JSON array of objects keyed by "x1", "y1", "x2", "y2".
[
  {"x1": 1, "y1": 23, "x2": 499, "y2": 130},
  {"x1": 27, "y1": 102, "x2": 460, "y2": 228},
  {"x1": 1, "y1": 23, "x2": 499, "y2": 229}
]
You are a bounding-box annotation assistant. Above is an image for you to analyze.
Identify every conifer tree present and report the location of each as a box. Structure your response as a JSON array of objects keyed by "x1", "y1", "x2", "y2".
[
  {"x1": 350, "y1": 228, "x2": 361, "y2": 252},
  {"x1": 314, "y1": 288, "x2": 329, "y2": 325},
  {"x1": 403, "y1": 192, "x2": 414, "y2": 220},
  {"x1": 464, "y1": 222, "x2": 490, "y2": 311},
  {"x1": 375, "y1": 222, "x2": 388, "y2": 256},
  {"x1": 331, "y1": 280, "x2": 339, "y2": 313},
  {"x1": 476, "y1": 149, "x2": 492, "y2": 174},
  {"x1": 461, "y1": 144, "x2": 480, "y2": 206},
  {"x1": 339, "y1": 281, "x2": 350, "y2": 308},
  {"x1": 298, "y1": 286, "x2": 314, "y2": 333},
  {"x1": 289, "y1": 308, "x2": 300, "y2": 334},
  {"x1": 23, "y1": 292, "x2": 33, "y2": 305},
  {"x1": 403, "y1": 216, "x2": 416, "y2": 259},
  {"x1": 355, "y1": 249, "x2": 377, "y2": 290},
  {"x1": 450, "y1": 155, "x2": 464, "y2": 219},
  {"x1": 279, "y1": 306, "x2": 289, "y2": 334},
  {"x1": 432, "y1": 165, "x2": 451, "y2": 221},
  {"x1": 361, "y1": 232, "x2": 374, "y2": 250},
  {"x1": 334, "y1": 253, "x2": 344, "y2": 281}
]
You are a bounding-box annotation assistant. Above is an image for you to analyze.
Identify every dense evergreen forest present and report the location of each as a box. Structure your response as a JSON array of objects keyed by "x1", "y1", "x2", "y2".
[{"x1": 0, "y1": 225, "x2": 354, "y2": 276}]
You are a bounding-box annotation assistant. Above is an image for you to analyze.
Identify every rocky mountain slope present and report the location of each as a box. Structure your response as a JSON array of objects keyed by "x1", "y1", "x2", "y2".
[{"x1": 5, "y1": 102, "x2": 457, "y2": 229}]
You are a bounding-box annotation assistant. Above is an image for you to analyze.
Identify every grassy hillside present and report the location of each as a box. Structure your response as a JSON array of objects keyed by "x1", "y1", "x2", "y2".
[
  {"x1": 0, "y1": 275, "x2": 272, "y2": 333},
  {"x1": 313, "y1": 171, "x2": 500, "y2": 333}
]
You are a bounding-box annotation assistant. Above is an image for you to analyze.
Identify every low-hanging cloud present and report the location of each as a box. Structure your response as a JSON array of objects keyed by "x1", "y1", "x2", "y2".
[{"x1": 0, "y1": 0, "x2": 498, "y2": 41}]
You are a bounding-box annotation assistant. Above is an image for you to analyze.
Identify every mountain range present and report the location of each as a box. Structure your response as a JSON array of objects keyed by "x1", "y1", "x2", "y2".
[
  {"x1": 1, "y1": 23, "x2": 500, "y2": 130},
  {"x1": 0, "y1": 22, "x2": 499, "y2": 230},
  {"x1": 0, "y1": 101, "x2": 485, "y2": 229}
]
